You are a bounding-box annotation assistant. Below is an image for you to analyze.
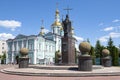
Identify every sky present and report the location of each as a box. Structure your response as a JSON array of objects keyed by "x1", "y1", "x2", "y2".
[{"x1": 0, "y1": 0, "x2": 120, "y2": 47}]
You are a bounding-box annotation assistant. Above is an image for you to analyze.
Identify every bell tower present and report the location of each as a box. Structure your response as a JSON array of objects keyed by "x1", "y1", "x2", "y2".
[
  {"x1": 51, "y1": 4, "x2": 63, "y2": 52},
  {"x1": 51, "y1": 7, "x2": 63, "y2": 35},
  {"x1": 39, "y1": 19, "x2": 45, "y2": 36}
]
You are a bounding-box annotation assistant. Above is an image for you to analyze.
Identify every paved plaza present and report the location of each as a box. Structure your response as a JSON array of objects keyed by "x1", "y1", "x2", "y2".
[
  {"x1": 0, "y1": 65, "x2": 120, "y2": 80},
  {"x1": 2, "y1": 65, "x2": 120, "y2": 77}
]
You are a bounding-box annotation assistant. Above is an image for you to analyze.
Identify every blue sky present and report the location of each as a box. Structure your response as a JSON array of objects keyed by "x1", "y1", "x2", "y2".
[{"x1": 0, "y1": 0, "x2": 120, "y2": 47}]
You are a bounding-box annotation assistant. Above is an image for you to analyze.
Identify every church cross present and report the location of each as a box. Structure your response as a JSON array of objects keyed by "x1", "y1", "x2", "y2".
[
  {"x1": 41, "y1": 19, "x2": 44, "y2": 25},
  {"x1": 56, "y1": 3, "x2": 58, "y2": 9},
  {"x1": 64, "y1": 6, "x2": 72, "y2": 15}
]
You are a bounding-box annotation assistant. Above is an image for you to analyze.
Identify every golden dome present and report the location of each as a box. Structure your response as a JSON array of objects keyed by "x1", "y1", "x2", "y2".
[
  {"x1": 60, "y1": 27, "x2": 63, "y2": 30},
  {"x1": 56, "y1": 9, "x2": 59, "y2": 14},
  {"x1": 52, "y1": 21, "x2": 62, "y2": 27},
  {"x1": 40, "y1": 32, "x2": 44, "y2": 35}
]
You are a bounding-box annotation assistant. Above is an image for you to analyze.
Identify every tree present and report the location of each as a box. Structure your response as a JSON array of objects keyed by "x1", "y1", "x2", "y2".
[
  {"x1": 111, "y1": 46, "x2": 119, "y2": 66},
  {"x1": 0, "y1": 55, "x2": 2, "y2": 59},
  {"x1": 15, "y1": 55, "x2": 19, "y2": 64},
  {"x1": 119, "y1": 44, "x2": 120, "y2": 57},
  {"x1": 95, "y1": 40, "x2": 105, "y2": 65},
  {"x1": 1, "y1": 52, "x2": 6, "y2": 64},
  {"x1": 89, "y1": 46, "x2": 95, "y2": 65},
  {"x1": 107, "y1": 37, "x2": 114, "y2": 56},
  {"x1": 55, "y1": 50, "x2": 61, "y2": 64},
  {"x1": 86, "y1": 39, "x2": 96, "y2": 64},
  {"x1": 107, "y1": 37, "x2": 119, "y2": 66},
  {"x1": 95, "y1": 40, "x2": 102, "y2": 58},
  {"x1": 107, "y1": 37, "x2": 114, "y2": 66}
]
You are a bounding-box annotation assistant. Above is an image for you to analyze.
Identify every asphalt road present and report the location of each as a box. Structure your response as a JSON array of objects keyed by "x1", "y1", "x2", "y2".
[{"x1": 0, "y1": 65, "x2": 120, "y2": 80}]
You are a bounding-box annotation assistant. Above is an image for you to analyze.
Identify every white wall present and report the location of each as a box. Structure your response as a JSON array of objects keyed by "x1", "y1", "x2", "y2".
[{"x1": 0, "y1": 40, "x2": 7, "y2": 55}]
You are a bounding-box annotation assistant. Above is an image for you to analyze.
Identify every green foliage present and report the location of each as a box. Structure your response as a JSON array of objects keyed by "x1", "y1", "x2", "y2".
[
  {"x1": 55, "y1": 51, "x2": 58, "y2": 63},
  {"x1": 118, "y1": 45, "x2": 120, "y2": 57},
  {"x1": 15, "y1": 55, "x2": 19, "y2": 64},
  {"x1": 89, "y1": 46, "x2": 96, "y2": 65},
  {"x1": 95, "y1": 40, "x2": 105, "y2": 65},
  {"x1": 55, "y1": 50, "x2": 61, "y2": 63},
  {"x1": 95, "y1": 40, "x2": 105, "y2": 58},
  {"x1": 0, "y1": 55, "x2": 2, "y2": 59},
  {"x1": 107, "y1": 37, "x2": 119, "y2": 66},
  {"x1": 95, "y1": 40, "x2": 101, "y2": 58},
  {"x1": 107, "y1": 37, "x2": 114, "y2": 56},
  {"x1": 111, "y1": 46, "x2": 119, "y2": 66},
  {"x1": 1, "y1": 52, "x2": 6, "y2": 64},
  {"x1": 2, "y1": 53, "x2": 6, "y2": 60}
]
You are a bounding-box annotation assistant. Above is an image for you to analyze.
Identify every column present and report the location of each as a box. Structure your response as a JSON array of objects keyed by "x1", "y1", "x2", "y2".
[
  {"x1": 33, "y1": 39, "x2": 37, "y2": 64},
  {"x1": 16, "y1": 41, "x2": 18, "y2": 53},
  {"x1": 26, "y1": 38, "x2": 28, "y2": 49},
  {"x1": 22, "y1": 40, "x2": 24, "y2": 48},
  {"x1": 12, "y1": 42, "x2": 14, "y2": 63}
]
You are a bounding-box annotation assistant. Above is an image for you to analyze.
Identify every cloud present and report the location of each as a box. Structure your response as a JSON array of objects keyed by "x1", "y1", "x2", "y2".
[
  {"x1": 98, "y1": 36, "x2": 108, "y2": 42},
  {"x1": 98, "y1": 32, "x2": 120, "y2": 42},
  {"x1": 115, "y1": 26, "x2": 120, "y2": 32},
  {"x1": 0, "y1": 33, "x2": 15, "y2": 40},
  {"x1": 44, "y1": 29, "x2": 49, "y2": 33},
  {"x1": 0, "y1": 20, "x2": 21, "y2": 31},
  {"x1": 73, "y1": 35, "x2": 84, "y2": 41},
  {"x1": 109, "y1": 32, "x2": 120, "y2": 38},
  {"x1": 103, "y1": 26, "x2": 114, "y2": 31},
  {"x1": 112, "y1": 19, "x2": 120, "y2": 23}
]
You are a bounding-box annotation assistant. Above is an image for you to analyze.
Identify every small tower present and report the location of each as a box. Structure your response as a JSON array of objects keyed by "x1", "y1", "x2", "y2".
[
  {"x1": 51, "y1": 5, "x2": 63, "y2": 52},
  {"x1": 39, "y1": 20, "x2": 45, "y2": 36},
  {"x1": 51, "y1": 8, "x2": 63, "y2": 35}
]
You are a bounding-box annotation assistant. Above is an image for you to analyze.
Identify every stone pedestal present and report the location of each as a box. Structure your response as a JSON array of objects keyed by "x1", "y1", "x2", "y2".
[
  {"x1": 62, "y1": 37, "x2": 75, "y2": 65},
  {"x1": 78, "y1": 56, "x2": 92, "y2": 71},
  {"x1": 19, "y1": 58, "x2": 29, "y2": 68},
  {"x1": 102, "y1": 58, "x2": 111, "y2": 67}
]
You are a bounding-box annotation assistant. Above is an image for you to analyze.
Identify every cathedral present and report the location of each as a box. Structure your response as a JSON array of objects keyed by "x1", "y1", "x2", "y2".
[{"x1": 6, "y1": 8, "x2": 75, "y2": 64}]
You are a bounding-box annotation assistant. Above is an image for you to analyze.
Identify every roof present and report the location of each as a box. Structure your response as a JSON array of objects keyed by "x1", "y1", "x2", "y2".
[{"x1": 15, "y1": 34, "x2": 27, "y2": 39}]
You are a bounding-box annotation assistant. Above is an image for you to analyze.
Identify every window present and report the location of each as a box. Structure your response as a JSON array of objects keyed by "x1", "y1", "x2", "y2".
[
  {"x1": 58, "y1": 28, "x2": 60, "y2": 34},
  {"x1": 53, "y1": 28, "x2": 54, "y2": 33},
  {"x1": 8, "y1": 42, "x2": 12, "y2": 51},
  {"x1": 49, "y1": 45, "x2": 51, "y2": 52},
  {"x1": 23, "y1": 40, "x2": 27, "y2": 48},
  {"x1": 39, "y1": 44, "x2": 41, "y2": 50},
  {"x1": 2, "y1": 47, "x2": 4, "y2": 49},
  {"x1": 28, "y1": 39, "x2": 34, "y2": 51},
  {"x1": 14, "y1": 42, "x2": 17, "y2": 51},
  {"x1": 52, "y1": 46, "x2": 54, "y2": 52},
  {"x1": 18, "y1": 41, "x2": 22, "y2": 50},
  {"x1": 45, "y1": 45, "x2": 47, "y2": 52},
  {"x1": 50, "y1": 46, "x2": 52, "y2": 52},
  {"x1": 2, "y1": 51, "x2": 4, "y2": 53},
  {"x1": 2, "y1": 43, "x2": 5, "y2": 45},
  {"x1": 29, "y1": 44, "x2": 33, "y2": 50}
]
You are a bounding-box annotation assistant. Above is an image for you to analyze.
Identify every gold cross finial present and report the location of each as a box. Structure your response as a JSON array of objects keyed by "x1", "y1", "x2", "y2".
[
  {"x1": 56, "y1": 3, "x2": 58, "y2": 9},
  {"x1": 64, "y1": 6, "x2": 72, "y2": 15},
  {"x1": 41, "y1": 19, "x2": 44, "y2": 26}
]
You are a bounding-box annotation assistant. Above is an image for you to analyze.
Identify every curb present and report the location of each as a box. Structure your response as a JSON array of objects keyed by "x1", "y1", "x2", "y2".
[{"x1": 1, "y1": 69, "x2": 120, "y2": 77}]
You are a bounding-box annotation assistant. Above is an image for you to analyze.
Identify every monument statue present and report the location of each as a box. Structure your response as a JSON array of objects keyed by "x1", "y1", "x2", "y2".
[{"x1": 61, "y1": 10, "x2": 76, "y2": 65}]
